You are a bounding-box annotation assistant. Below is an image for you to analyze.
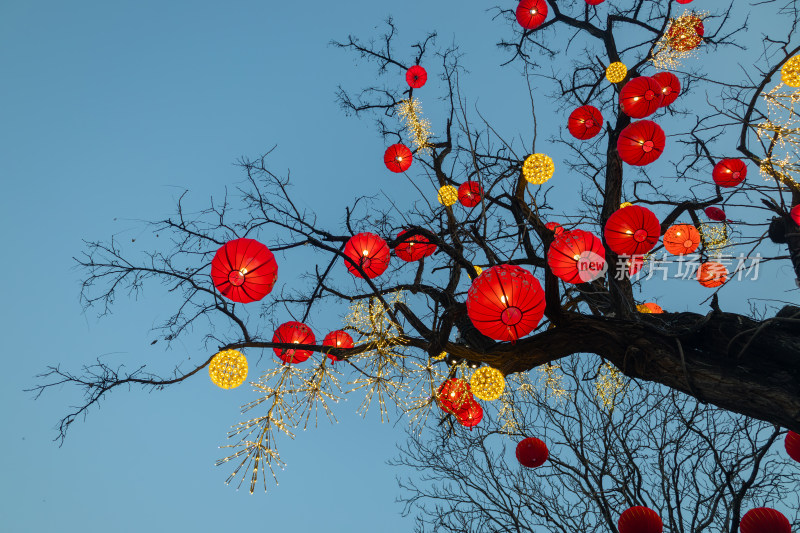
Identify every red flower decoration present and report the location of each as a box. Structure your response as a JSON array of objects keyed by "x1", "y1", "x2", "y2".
[
  {"x1": 516, "y1": 437, "x2": 548, "y2": 468},
  {"x1": 698, "y1": 262, "x2": 727, "y2": 288},
  {"x1": 604, "y1": 205, "x2": 661, "y2": 256},
  {"x1": 343, "y1": 232, "x2": 391, "y2": 278},
  {"x1": 663, "y1": 224, "x2": 700, "y2": 255},
  {"x1": 547, "y1": 230, "x2": 606, "y2": 283},
  {"x1": 395, "y1": 229, "x2": 437, "y2": 262},
  {"x1": 619, "y1": 77, "x2": 664, "y2": 118},
  {"x1": 705, "y1": 206, "x2": 727, "y2": 221},
  {"x1": 457, "y1": 400, "x2": 483, "y2": 428},
  {"x1": 406, "y1": 65, "x2": 427, "y2": 89},
  {"x1": 322, "y1": 330, "x2": 354, "y2": 363},
  {"x1": 384, "y1": 144, "x2": 413, "y2": 173},
  {"x1": 210, "y1": 238, "x2": 278, "y2": 303},
  {"x1": 458, "y1": 181, "x2": 483, "y2": 207},
  {"x1": 740, "y1": 508, "x2": 791, "y2": 533},
  {"x1": 273, "y1": 321, "x2": 315, "y2": 364},
  {"x1": 567, "y1": 105, "x2": 603, "y2": 140},
  {"x1": 545, "y1": 221, "x2": 564, "y2": 235},
  {"x1": 618, "y1": 507, "x2": 663, "y2": 533},
  {"x1": 712, "y1": 158, "x2": 747, "y2": 187},
  {"x1": 617, "y1": 120, "x2": 665, "y2": 166},
  {"x1": 516, "y1": 0, "x2": 548, "y2": 29},
  {"x1": 651, "y1": 72, "x2": 681, "y2": 107},
  {"x1": 785, "y1": 430, "x2": 800, "y2": 462}
]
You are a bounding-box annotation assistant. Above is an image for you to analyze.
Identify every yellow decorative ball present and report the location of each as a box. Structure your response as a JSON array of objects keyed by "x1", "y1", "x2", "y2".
[
  {"x1": 209, "y1": 349, "x2": 248, "y2": 389},
  {"x1": 782, "y1": 55, "x2": 800, "y2": 87},
  {"x1": 606, "y1": 62, "x2": 627, "y2": 83},
  {"x1": 620, "y1": 202, "x2": 633, "y2": 209},
  {"x1": 473, "y1": 265, "x2": 483, "y2": 276},
  {"x1": 522, "y1": 153, "x2": 555, "y2": 184},
  {"x1": 470, "y1": 366, "x2": 506, "y2": 401},
  {"x1": 636, "y1": 304, "x2": 651, "y2": 314},
  {"x1": 437, "y1": 185, "x2": 459, "y2": 206}
]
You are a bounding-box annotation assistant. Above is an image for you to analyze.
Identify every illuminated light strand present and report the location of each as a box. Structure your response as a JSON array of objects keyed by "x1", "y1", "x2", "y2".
[
  {"x1": 397, "y1": 97, "x2": 433, "y2": 154},
  {"x1": 594, "y1": 361, "x2": 626, "y2": 410},
  {"x1": 650, "y1": 12, "x2": 707, "y2": 70}
]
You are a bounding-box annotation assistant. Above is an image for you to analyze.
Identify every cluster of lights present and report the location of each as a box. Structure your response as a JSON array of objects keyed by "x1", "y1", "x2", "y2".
[
  {"x1": 756, "y1": 85, "x2": 800, "y2": 188},
  {"x1": 698, "y1": 223, "x2": 731, "y2": 255},
  {"x1": 651, "y1": 12, "x2": 707, "y2": 69},
  {"x1": 595, "y1": 362, "x2": 625, "y2": 410},
  {"x1": 522, "y1": 153, "x2": 555, "y2": 184},
  {"x1": 538, "y1": 363, "x2": 568, "y2": 401},
  {"x1": 605, "y1": 62, "x2": 628, "y2": 83},
  {"x1": 470, "y1": 366, "x2": 506, "y2": 401},
  {"x1": 209, "y1": 349, "x2": 249, "y2": 389},
  {"x1": 397, "y1": 97, "x2": 433, "y2": 153},
  {"x1": 620, "y1": 201, "x2": 633, "y2": 209},
  {"x1": 437, "y1": 185, "x2": 459, "y2": 206}
]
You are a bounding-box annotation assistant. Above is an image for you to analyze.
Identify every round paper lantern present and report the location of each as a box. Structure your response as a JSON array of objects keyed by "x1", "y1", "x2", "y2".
[
  {"x1": 791, "y1": 205, "x2": 800, "y2": 225},
  {"x1": 705, "y1": 206, "x2": 727, "y2": 221},
  {"x1": 568, "y1": 105, "x2": 603, "y2": 140},
  {"x1": 395, "y1": 229, "x2": 437, "y2": 262},
  {"x1": 273, "y1": 321, "x2": 315, "y2": 364},
  {"x1": 406, "y1": 65, "x2": 427, "y2": 89},
  {"x1": 471, "y1": 367, "x2": 506, "y2": 401},
  {"x1": 606, "y1": 62, "x2": 628, "y2": 83},
  {"x1": 666, "y1": 15, "x2": 704, "y2": 52},
  {"x1": 618, "y1": 506, "x2": 663, "y2": 533},
  {"x1": 713, "y1": 158, "x2": 747, "y2": 187},
  {"x1": 548, "y1": 230, "x2": 607, "y2": 283},
  {"x1": 637, "y1": 302, "x2": 664, "y2": 314},
  {"x1": 210, "y1": 238, "x2": 278, "y2": 304},
  {"x1": 676, "y1": 0, "x2": 693, "y2": 3},
  {"x1": 343, "y1": 232, "x2": 391, "y2": 278},
  {"x1": 782, "y1": 55, "x2": 800, "y2": 87},
  {"x1": 617, "y1": 120, "x2": 665, "y2": 166},
  {"x1": 522, "y1": 153, "x2": 555, "y2": 184},
  {"x1": 585, "y1": 0, "x2": 605, "y2": 4},
  {"x1": 437, "y1": 185, "x2": 459, "y2": 206},
  {"x1": 651, "y1": 72, "x2": 681, "y2": 107},
  {"x1": 604, "y1": 205, "x2": 661, "y2": 256},
  {"x1": 516, "y1": 437, "x2": 548, "y2": 468},
  {"x1": 663, "y1": 224, "x2": 700, "y2": 255},
  {"x1": 208, "y1": 349, "x2": 248, "y2": 389},
  {"x1": 458, "y1": 181, "x2": 483, "y2": 207},
  {"x1": 322, "y1": 330, "x2": 354, "y2": 363},
  {"x1": 785, "y1": 430, "x2": 800, "y2": 462},
  {"x1": 384, "y1": 144, "x2": 413, "y2": 173},
  {"x1": 698, "y1": 262, "x2": 727, "y2": 288},
  {"x1": 516, "y1": 0, "x2": 548, "y2": 30},
  {"x1": 545, "y1": 221, "x2": 564, "y2": 235},
  {"x1": 437, "y1": 378, "x2": 473, "y2": 416},
  {"x1": 740, "y1": 508, "x2": 791, "y2": 533},
  {"x1": 619, "y1": 77, "x2": 664, "y2": 118},
  {"x1": 457, "y1": 400, "x2": 483, "y2": 428}
]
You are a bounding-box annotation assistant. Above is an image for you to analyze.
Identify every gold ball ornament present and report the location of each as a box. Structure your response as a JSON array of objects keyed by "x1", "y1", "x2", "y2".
[
  {"x1": 522, "y1": 153, "x2": 555, "y2": 184},
  {"x1": 606, "y1": 62, "x2": 627, "y2": 83},
  {"x1": 209, "y1": 349, "x2": 248, "y2": 389},
  {"x1": 471, "y1": 366, "x2": 506, "y2": 401},
  {"x1": 437, "y1": 185, "x2": 459, "y2": 206},
  {"x1": 782, "y1": 55, "x2": 800, "y2": 87}
]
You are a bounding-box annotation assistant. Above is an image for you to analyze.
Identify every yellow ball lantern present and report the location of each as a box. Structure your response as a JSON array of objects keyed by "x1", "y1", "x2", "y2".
[
  {"x1": 471, "y1": 366, "x2": 506, "y2": 401},
  {"x1": 620, "y1": 202, "x2": 633, "y2": 209},
  {"x1": 209, "y1": 349, "x2": 248, "y2": 389},
  {"x1": 606, "y1": 61, "x2": 627, "y2": 83},
  {"x1": 522, "y1": 153, "x2": 555, "y2": 184},
  {"x1": 782, "y1": 55, "x2": 800, "y2": 87},
  {"x1": 437, "y1": 185, "x2": 459, "y2": 206}
]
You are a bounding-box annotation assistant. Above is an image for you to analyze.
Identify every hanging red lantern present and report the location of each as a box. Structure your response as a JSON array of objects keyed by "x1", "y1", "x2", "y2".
[
  {"x1": 712, "y1": 159, "x2": 747, "y2": 187},
  {"x1": 791, "y1": 205, "x2": 800, "y2": 225},
  {"x1": 458, "y1": 181, "x2": 483, "y2": 207},
  {"x1": 651, "y1": 72, "x2": 681, "y2": 107},
  {"x1": 740, "y1": 508, "x2": 791, "y2": 533},
  {"x1": 676, "y1": 0, "x2": 693, "y2": 3},
  {"x1": 437, "y1": 378, "x2": 474, "y2": 416},
  {"x1": 567, "y1": 105, "x2": 603, "y2": 140},
  {"x1": 384, "y1": 144, "x2": 413, "y2": 173},
  {"x1": 273, "y1": 321, "x2": 316, "y2": 364},
  {"x1": 545, "y1": 221, "x2": 564, "y2": 235},
  {"x1": 466, "y1": 265, "x2": 546, "y2": 342},
  {"x1": 621, "y1": 254, "x2": 645, "y2": 276},
  {"x1": 585, "y1": 0, "x2": 605, "y2": 4},
  {"x1": 548, "y1": 230, "x2": 606, "y2": 283},
  {"x1": 705, "y1": 206, "x2": 727, "y2": 221},
  {"x1": 210, "y1": 238, "x2": 278, "y2": 304},
  {"x1": 666, "y1": 15, "x2": 704, "y2": 52},
  {"x1": 604, "y1": 205, "x2": 661, "y2": 256},
  {"x1": 617, "y1": 120, "x2": 665, "y2": 166},
  {"x1": 619, "y1": 77, "x2": 664, "y2": 118},
  {"x1": 344, "y1": 232, "x2": 391, "y2": 278},
  {"x1": 516, "y1": 0, "x2": 548, "y2": 29},
  {"x1": 785, "y1": 431, "x2": 800, "y2": 462},
  {"x1": 395, "y1": 229, "x2": 437, "y2": 262},
  {"x1": 638, "y1": 302, "x2": 664, "y2": 314},
  {"x1": 618, "y1": 507, "x2": 663, "y2": 533},
  {"x1": 457, "y1": 399, "x2": 483, "y2": 428},
  {"x1": 663, "y1": 224, "x2": 701, "y2": 255},
  {"x1": 406, "y1": 65, "x2": 427, "y2": 89},
  {"x1": 322, "y1": 330, "x2": 354, "y2": 363},
  {"x1": 698, "y1": 261, "x2": 727, "y2": 288},
  {"x1": 516, "y1": 437, "x2": 549, "y2": 468}
]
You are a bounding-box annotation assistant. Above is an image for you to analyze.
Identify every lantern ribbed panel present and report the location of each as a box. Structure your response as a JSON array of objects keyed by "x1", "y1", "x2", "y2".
[
  {"x1": 713, "y1": 158, "x2": 747, "y2": 187},
  {"x1": 384, "y1": 144, "x2": 413, "y2": 172},
  {"x1": 604, "y1": 205, "x2": 661, "y2": 256},
  {"x1": 516, "y1": 0, "x2": 548, "y2": 29},
  {"x1": 395, "y1": 230, "x2": 437, "y2": 262},
  {"x1": 210, "y1": 238, "x2": 278, "y2": 303},
  {"x1": 458, "y1": 181, "x2": 483, "y2": 207},
  {"x1": 698, "y1": 262, "x2": 727, "y2": 288},
  {"x1": 618, "y1": 507, "x2": 663, "y2": 533},
  {"x1": 619, "y1": 77, "x2": 664, "y2": 118},
  {"x1": 567, "y1": 105, "x2": 603, "y2": 140},
  {"x1": 343, "y1": 232, "x2": 391, "y2": 278},
  {"x1": 663, "y1": 224, "x2": 700, "y2": 255},
  {"x1": 585, "y1": 0, "x2": 605, "y2": 4},
  {"x1": 785, "y1": 431, "x2": 800, "y2": 462},
  {"x1": 273, "y1": 321, "x2": 315, "y2": 364},
  {"x1": 652, "y1": 72, "x2": 680, "y2": 107},
  {"x1": 516, "y1": 437, "x2": 548, "y2": 468},
  {"x1": 547, "y1": 230, "x2": 606, "y2": 284},
  {"x1": 322, "y1": 330, "x2": 354, "y2": 363},
  {"x1": 740, "y1": 508, "x2": 791, "y2": 533},
  {"x1": 617, "y1": 120, "x2": 665, "y2": 166},
  {"x1": 406, "y1": 65, "x2": 427, "y2": 88}
]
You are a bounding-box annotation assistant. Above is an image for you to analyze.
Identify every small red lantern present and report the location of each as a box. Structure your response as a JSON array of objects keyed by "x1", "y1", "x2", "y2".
[
  {"x1": 785, "y1": 431, "x2": 800, "y2": 462},
  {"x1": 516, "y1": 437, "x2": 548, "y2": 468},
  {"x1": 457, "y1": 400, "x2": 483, "y2": 428},
  {"x1": 395, "y1": 229, "x2": 437, "y2": 262},
  {"x1": 210, "y1": 238, "x2": 278, "y2": 304},
  {"x1": 666, "y1": 15, "x2": 704, "y2": 52},
  {"x1": 705, "y1": 206, "x2": 727, "y2": 221},
  {"x1": 437, "y1": 378, "x2": 474, "y2": 416},
  {"x1": 791, "y1": 205, "x2": 800, "y2": 225},
  {"x1": 516, "y1": 0, "x2": 548, "y2": 29},
  {"x1": 651, "y1": 72, "x2": 681, "y2": 107},
  {"x1": 322, "y1": 330, "x2": 354, "y2": 363},
  {"x1": 585, "y1": 0, "x2": 605, "y2": 4},
  {"x1": 384, "y1": 144, "x2": 413, "y2": 173},
  {"x1": 640, "y1": 302, "x2": 664, "y2": 313},
  {"x1": 676, "y1": 0, "x2": 693, "y2": 3},
  {"x1": 619, "y1": 77, "x2": 664, "y2": 118},
  {"x1": 406, "y1": 65, "x2": 427, "y2": 89},
  {"x1": 698, "y1": 262, "x2": 727, "y2": 288},
  {"x1": 548, "y1": 230, "x2": 606, "y2": 284},
  {"x1": 458, "y1": 181, "x2": 483, "y2": 207},
  {"x1": 344, "y1": 232, "x2": 391, "y2": 278},
  {"x1": 663, "y1": 224, "x2": 700, "y2": 255},
  {"x1": 567, "y1": 105, "x2": 603, "y2": 140},
  {"x1": 545, "y1": 221, "x2": 564, "y2": 235},
  {"x1": 618, "y1": 506, "x2": 663, "y2": 533},
  {"x1": 740, "y1": 508, "x2": 791, "y2": 533},
  {"x1": 273, "y1": 321, "x2": 315, "y2": 364},
  {"x1": 617, "y1": 120, "x2": 665, "y2": 166},
  {"x1": 604, "y1": 205, "x2": 661, "y2": 256},
  {"x1": 713, "y1": 158, "x2": 747, "y2": 187}
]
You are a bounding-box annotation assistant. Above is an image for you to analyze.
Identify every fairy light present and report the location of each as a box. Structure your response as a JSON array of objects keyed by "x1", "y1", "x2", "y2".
[
  {"x1": 756, "y1": 85, "x2": 800, "y2": 188},
  {"x1": 470, "y1": 366, "x2": 506, "y2": 401},
  {"x1": 209, "y1": 349, "x2": 248, "y2": 389},
  {"x1": 595, "y1": 361, "x2": 625, "y2": 410},
  {"x1": 437, "y1": 185, "x2": 459, "y2": 206},
  {"x1": 538, "y1": 363, "x2": 568, "y2": 401},
  {"x1": 522, "y1": 153, "x2": 555, "y2": 184},
  {"x1": 605, "y1": 62, "x2": 627, "y2": 83},
  {"x1": 397, "y1": 97, "x2": 433, "y2": 153},
  {"x1": 698, "y1": 223, "x2": 731, "y2": 255}
]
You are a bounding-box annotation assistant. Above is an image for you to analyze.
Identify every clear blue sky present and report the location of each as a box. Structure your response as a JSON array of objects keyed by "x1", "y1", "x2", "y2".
[{"x1": 1, "y1": 1, "x2": 796, "y2": 531}]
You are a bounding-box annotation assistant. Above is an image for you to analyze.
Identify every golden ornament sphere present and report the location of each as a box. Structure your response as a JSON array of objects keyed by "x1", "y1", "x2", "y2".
[
  {"x1": 620, "y1": 202, "x2": 633, "y2": 209},
  {"x1": 522, "y1": 153, "x2": 555, "y2": 184},
  {"x1": 471, "y1": 366, "x2": 506, "y2": 401},
  {"x1": 606, "y1": 62, "x2": 627, "y2": 83},
  {"x1": 473, "y1": 265, "x2": 483, "y2": 276},
  {"x1": 782, "y1": 55, "x2": 800, "y2": 87},
  {"x1": 437, "y1": 185, "x2": 459, "y2": 206},
  {"x1": 209, "y1": 349, "x2": 248, "y2": 389}
]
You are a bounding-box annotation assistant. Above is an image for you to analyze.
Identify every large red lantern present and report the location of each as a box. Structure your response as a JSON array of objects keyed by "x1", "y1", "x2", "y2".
[
  {"x1": 406, "y1": 65, "x2": 427, "y2": 89},
  {"x1": 395, "y1": 229, "x2": 437, "y2": 262},
  {"x1": 567, "y1": 105, "x2": 603, "y2": 140},
  {"x1": 548, "y1": 230, "x2": 607, "y2": 284},
  {"x1": 344, "y1": 232, "x2": 391, "y2": 278},
  {"x1": 466, "y1": 265, "x2": 546, "y2": 342},
  {"x1": 322, "y1": 330, "x2": 354, "y2": 363},
  {"x1": 437, "y1": 378, "x2": 473, "y2": 416},
  {"x1": 516, "y1": 0, "x2": 548, "y2": 29},
  {"x1": 604, "y1": 205, "x2": 661, "y2": 256},
  {"x1": 617, "y1": 120, "x2": 665, "y2": 166},
  {"x1": 458, "y1": 181, "x2": 483, "y2": 207},
  {"x1": 663, "y1": 224, "x2": 700, "y2": 255},
  {"x1": 457, "y1": 400, "x2": 483, "y2": 428},
  {"x1": 210, "y1": 238, "x2": 278, "y2": 304},
  {"x1": 273, "y1": 321, "x2": 315, "y2": 364},
  {"x1": 618, "y1": 507, "x2": 663, "y2": 533},
  {"x1": 785, "y1": 430, "x2": 800, "y2": 462},
  {"x1": 705, "y1": 206, "x2": 727, "y2": 221},
  {"x1": 791, "y1": 205, "x2": 800, "y2": 225},
  {"x1": 516, "y1": 437, "x2": 548, "y2": 468},
  {"x1": 619, "y1": 77, "x2": 664, "y2": 118},
  {"x1": 384, "y1": 144, "x2": 413, "y2": 173},
  {"x1": 651, "y1": 72, "x2": 680, "y2": 107},
  {"x1": 740, "y1": 508, "x2": 791, "y2": 533},
  {"x1": 698, "y1": 262, "x2": 727, "y2": 288},
  {"x1": 545, "y1": 221, "x2": 564, "y2": 235},
  {"x1": 713, "y1": 158, "x2": 747, "y2": 187}
]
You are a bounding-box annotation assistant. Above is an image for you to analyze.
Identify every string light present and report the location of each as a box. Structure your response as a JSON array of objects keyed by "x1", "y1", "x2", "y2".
[
  {"x1": 397, "y1": 97, "x2": 433, "y2": 153},
  {"x1": 538, "y1": 364, "x2": 568, "y2": 401},
  {"x1": 606, "y1": 62, "x2": 627, "y2": 83},
  {"x1": 470, "y1": 366, "x2": 506, "y2": 401},
  {"x1": 595, "y1": 362, "x2": 625, "y2": 410},
  {"x1": 756, "y1": 85, "x2": 800, "y2": 188},
  {"x1": 651, "y1": 12, "x2": 707, "y2": 69},
  {"x1": 698, "y1": 223, "x2": 732, "y2": 255},
  {"x1": 209, "y1": 349, "x2": 248, "y2": 389},
  {"x1": 522, "y1": 153, "x2": 555, "y2": 184},
  {"x1": 437, "y1": 185, "x2": 459, "y2": 206}
]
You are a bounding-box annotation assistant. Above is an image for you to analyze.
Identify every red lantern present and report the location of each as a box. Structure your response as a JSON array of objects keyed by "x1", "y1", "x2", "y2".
[
  {"x1": 466, "y1": 265, "x2": 546, "y2": 342},
  {"x1": 322, "y1": 330, "x2": 354, "y2": 363},
  {"x1": 344, "y1": 232, "x2": 391, "y2": 278},
  {"x1": 437, "y1": 378, "x2": 473, "y2": 416},
  {"x1": 651, "y1": 72, "x2": 681, "y2": 107},
  {"x1": 458, "y1": 181, "x2": 483, "y2": 207},
  {"x1": 676, "y1": 0, "x2": 693, "y2": 3},
  {"x1": 210, "y1": 238, "x2": 278, "y2": 304},
  {"x1": 698, "y1": 262, "x2": 727, "y2": 288},
  {"x1": 604, "y1": 205, "x2": 661, "y2": 256},
  {"x1": 621, "y1": 255, "x2": 645, "y2": 276},
  {"x1": 617, "y1": 120, "x2": 665, "y2": 166},
  {"x1": 666, "y1": 15, "x2": 704, "y2": 52},
  {"x1": 641, "y1": 302, "x2": 664, "y2": 313},
  {"x1": 663, "y1": 224, "x2": 700, "y2": 255},
  {"x1": 384, "y1": 144, "x2": 413, "y2": 173},
  {"x1": 273, "y1": 321, "x2": 315, "y2": 364},
  {"x1": 516, "y1": 437, "x2": 548, "y2": 468},
  {"x1": 516, "y1": 0, "x2": 548, "y2": 30},
  {"x1": 740, "y1": 508, "x2": 791, "y2": 533},
  {"x1": 406, "y1": 65, "x2": 427, "y2": 89},
  {"x1": 618, "y1": 506, "x2": 663, "y2": 533},
  {"x1": 457, "y1": 400, "x2": 483, "y2": 428},
  {"x1": 705, "y1": 206, "x2": 727, "y2": 221},
  {"x1": 567, "y1": 105, "x2": 603, "y2": 140},
  {"x1": 785, "y1": 431, "x2": 800, "y2": 462},
  {"x1": 548, "y1": 230, "x2": 606, "y2": 283},
  {"x1": 713, "y1": 158, "x2": 747, "y2": 187},
  {"x1": 619, "y1": 77, "x2": 664, "y2": 118},
  {"x1": 545, "y1": 221, "x2": 564, "y2": 235},
  {"x1": 791, "y1": 205, "x2": 800, "y2": 225},
  {"x1": 585, "y1": 0, "x2": 605, "y2": 4},
  {"x1": 395, "y1": 230, "x2": 437, "y2": 262}
]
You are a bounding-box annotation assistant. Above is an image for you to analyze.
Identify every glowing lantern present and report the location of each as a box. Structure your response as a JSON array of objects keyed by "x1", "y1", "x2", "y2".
[
  {"x1": 585, "y1": 0, "x2": 604, "y2": 4},
  {"x1": 437, "y1": 378, "x2": 473, "y2": 416},
  {"x1": 619, "y1": 77, "x2": 664, "y2": 118},
  {"x1": 516, "y1": 0, "x2": 548, "y2": 30},
  {"x1": 458, "y1": 181, "x2": 483, "y2": 207},
  {"x1": 620, "y1": 202, "x2": 633, "y2": 209},
  {"x1": 712, "y1": 158, "x2": 747, "y2": 187},
  {"x1": 208, "y1": 349, "x2": 248, "y2": 389},
  {"x1": 617, "y1": 120, "x2": 665, "y2": 166},
  {"x1": 384, "y1": 144, "x2": 413, "y2": 173},
  {"x1": 697, "y1": 262, "x2": 727, "y2": 288},
  {"x1": 466, "y1": 265, "x2": 546, "y2": 341},
  {"x1": 604, "y1": 205, "x2": 661, "y2": 256},
  {"x1": 705, "y1": 206, "x2": 727, "y2": 221},
  {"x1": 395, "y1": 229, "x2": 437, "y2": 262},
  {"x1": 618, "y1": 507, "x2": 663, "y2": 533},
  {"x1": 406, "y1": 65, "x2": 427, "y2": 89},
  {"x1": 666, "y1": 14, "x2": 704, "y2": 52},
  {"x1": 676, "y1": 0, "x2": 693, "y2": 3},
  {"x1": 548, "y1": 230, "x2": 606, "y2": 283},
  {"x1": 785, "y1": 431, "x2": 800, "y2": 462},
  {"x1": 457, "y1": 400, "x2": 483, "y2": 428},
  {"x1": 651, "y1": 72, "x2": 681, "y2": 107},
  {"x1": 273, "y1": 321, "x2": 315, "y2": 364},
  {"x1": 791, "y1": 205, "x2": 800, "y2": 225},
  {"x1": 322, "y1": 330, "x2": 354, "y2": 363},
  {"x1": 343, "y1": 232, "x2": 391, "y2": 279},
  {"x1": 663, "y1": 224, "x2": 700, "y2": 255},
  {"x1": 606, "y1": 62, "x2": 628, "y2": 83},
  {"x1": 210, "y1": 238, "x2": 278, "y2": 304},
  {"x1": 545, "y1": 221, "x2": 564, "y2": 235},
  {"x1": 621, "y1": 254, "x2": 645, "y2": 276},
  {"x1": 437, "y1": 185, "x2": 458, "y2": 206},
  {"x1": 567, "y1": 105, "x2": 603, "y2": 140},
  {"x1": 472, "y1": 265, "x2": 484, "y2": 277},
  {"x1": 740, "y1": 508, "x2": 791, "y2": 533},
  {"x1": 522, "y1": 153, "x2": 555, "y2": 184},
  {"x1": 782, "y1": 55, "x2": 800, "y2": 87},
  {"x1": 471, "y1": 367, "x2": 506, "y2": 401},
  {"x1": 637, "y1": 302, "x2": 664, "y2": 314},
  {"x1": 516, "y1": 437, "x2": 548, "y2": 468}
]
